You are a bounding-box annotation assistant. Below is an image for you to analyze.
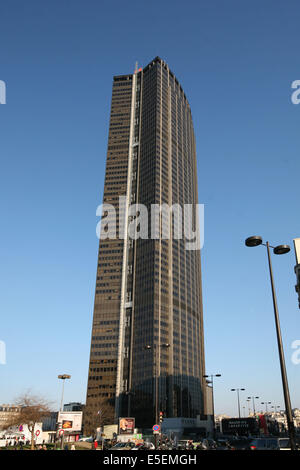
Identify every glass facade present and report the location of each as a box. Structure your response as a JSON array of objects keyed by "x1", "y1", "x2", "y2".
[{"x1": 84, "y1": 58, "x2": 206, "y2": 433}]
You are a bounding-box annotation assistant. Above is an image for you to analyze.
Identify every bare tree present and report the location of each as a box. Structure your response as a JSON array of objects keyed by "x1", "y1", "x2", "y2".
[
  {"x1": 84, "y1": 398, "x2": 114, "y2": 437},
  {"x1": 0, "y1": 391, "x2": 52, "y2": 450}
]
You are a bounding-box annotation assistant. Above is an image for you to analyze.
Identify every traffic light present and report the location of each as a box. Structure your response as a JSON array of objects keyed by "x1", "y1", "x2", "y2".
[{"x1": 159, "y1": 411, "x2": 164, "y2": 423}]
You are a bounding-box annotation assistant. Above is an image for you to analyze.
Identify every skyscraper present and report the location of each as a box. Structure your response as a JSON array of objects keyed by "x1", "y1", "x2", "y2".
[{"x1": 84, "y1": 57, "x2": 206, "y2": 433}]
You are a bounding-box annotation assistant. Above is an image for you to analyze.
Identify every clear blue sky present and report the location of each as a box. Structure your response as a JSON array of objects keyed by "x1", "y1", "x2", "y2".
[{"x1": 0, "y1": 0, "x2": 300, "y2": 417}]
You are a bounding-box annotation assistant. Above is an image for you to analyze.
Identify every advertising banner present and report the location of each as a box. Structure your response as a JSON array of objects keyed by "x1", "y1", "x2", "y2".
[
  {"x1": 57, "y1": 412, "x2": 82, "y2": 432},
  {"x1": 62, "y1": 420, "x2": 73, "y2": 430},
  {"x1": 119, "y1": 417, "x2": 135, "y2": 435},
  {"x1": 221, "y1": 418, "x2": 259, "y2": 436}
]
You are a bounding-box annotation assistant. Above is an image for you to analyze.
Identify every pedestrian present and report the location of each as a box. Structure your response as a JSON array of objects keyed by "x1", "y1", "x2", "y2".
[{"x1": 94, "y1": 440, "x2": 98, "y2": 450}]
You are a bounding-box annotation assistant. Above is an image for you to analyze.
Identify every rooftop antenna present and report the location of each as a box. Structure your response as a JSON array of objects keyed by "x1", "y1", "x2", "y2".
[{"x1": 134, "y1": 61, "x2": 138, "y2": 73}]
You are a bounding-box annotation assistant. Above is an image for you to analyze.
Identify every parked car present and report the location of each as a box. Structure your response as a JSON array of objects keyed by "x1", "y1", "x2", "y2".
[
  {"x1": 177, "y1": 440, "x2": 190, "y2": 449},
  {"x1": 249, "y1": 437, "x2": 294, "y2": 450},
  {"x1": 145, "y1": 442, "x2": 155, "y2": 450},
  {"x1": 78, "y1": 436, "x2": 93, "y2": 442},
  {"x1": 215, "y1": 439, "x2": 232, "y2": 450},
  {"x1": 228, "y1": 437, "x2": 252, "y2": 450},
  {"x1": 111, "y1": 442, "x2": 136, "y2": 450},
  {"x1": 203, "y1": 439, "x2": 218, "y2": 449},
  {"x1": 132, "y1": 442, "x2": 155, "y2": 450}
]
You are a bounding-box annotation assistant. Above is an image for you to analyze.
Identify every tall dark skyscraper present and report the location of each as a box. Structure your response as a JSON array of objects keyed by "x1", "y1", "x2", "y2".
[{"x1": 84, "y1": 57, "x2": 206, "y2": 433}]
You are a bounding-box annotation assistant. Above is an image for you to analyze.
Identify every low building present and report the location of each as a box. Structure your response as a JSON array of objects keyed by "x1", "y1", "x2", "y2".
[
  {"x1": 0, "y1": 422, "x2": 44, "y2": 447},
  {"x1": 63, "y1": 402, "x2": 84, "y2": 412},
  {"x1": 0, "y1": 405, "x2": 21, "y2": 430},
  {"x1": 161, "y1": 415, "x2": 214, "y2": 440},
  {"x1": 262, "y1": 410, "x2": 299, "y2": 435},
  {"x1": 293, "y1": 409, "x2": 300, "y2": 431},
  {"x1": 0, "y1": 405, "x2": 57, "y2": 445},
  {"x1": 42, "y1": 411, "x2": 58, "y2": 431},
  {"x1": 41, "y1": 411, "x2": 58, "y2": 443}
]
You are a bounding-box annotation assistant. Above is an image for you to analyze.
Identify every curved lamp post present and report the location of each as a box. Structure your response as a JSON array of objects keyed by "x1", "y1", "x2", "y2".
[
  {"x1": 231, "y1": 388, "x2": 245, "y2": 418},
  {"x1": 247, "y1": 396, "x2": 260, "y2": 415},
  {"x1": 58, "y1": 374, "x2": 71, "y2": 412},
  {"x1": 261, "y1": 401, "x2": 272, "y2": 413},
  {"x1": 271, "y1": 405, "x2": 281, "y2": 413},
  {"x1": 245, "y1": 236, "x2": 296, "y2": 450},
  {"x1": 246, "y1": 398, "x2": 251, "y2": 416}
]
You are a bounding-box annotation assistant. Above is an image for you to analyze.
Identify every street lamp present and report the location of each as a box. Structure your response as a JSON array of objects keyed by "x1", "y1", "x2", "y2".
[
  {"x1": 271, "y1": 405, "x2": 281, "y2": 413},
  {"x1": 245, "y1": 236, "x2": 296, "y2": 450},
  {"x1": 58, "y1": 374, "x2": 71, "y2": 412},
  {"x1": 261, "y1": 401, "x2": 272, "y2": 413},
  {"x1": 203, "y1": 373, "x2": 221, "y2": 437},
  {"x1": 247, "y1": 396, "x2": 259, "y2": 416},
  {"x1": 231, "y1": 388, "x2": 245, "y2": 418},
  {"x1": 246, "y1": 399, "x2": 251, "y2": 416}
]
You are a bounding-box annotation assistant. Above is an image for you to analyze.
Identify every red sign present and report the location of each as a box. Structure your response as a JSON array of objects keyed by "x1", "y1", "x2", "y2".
[
  {"x1": 35, "y1": 430, "x2": 40, "y2": 437},
  {"x1": 258, "y1": 414, "x2": 268, "y2": 435}
]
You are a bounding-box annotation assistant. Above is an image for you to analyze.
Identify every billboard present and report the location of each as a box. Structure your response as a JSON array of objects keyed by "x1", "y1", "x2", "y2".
[
  {"x1": 57, "y1": 412, "x2": 82, "y2": 432},
  {"x1": 119, "y1": 417, "x2": 135, "y2": 435},
  {"x1": 221, "y1": 418, "x2": 259, "y2": 436},
  {"x1": 62, "y1": 420, "x2": 73, "y2": 430}
]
